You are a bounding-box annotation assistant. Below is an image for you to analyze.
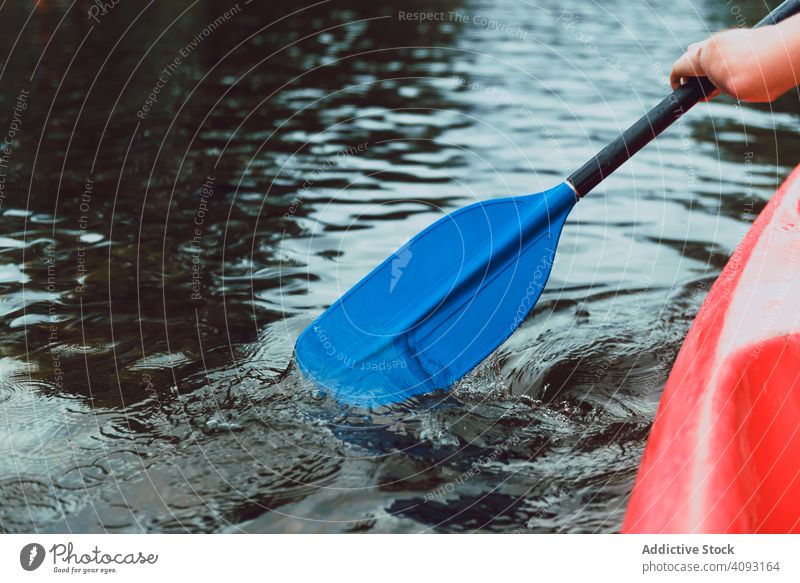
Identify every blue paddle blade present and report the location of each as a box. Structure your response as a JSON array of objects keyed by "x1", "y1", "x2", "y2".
[{"x1": 295, "y1": 181, "x2": 577, "y2": 406}]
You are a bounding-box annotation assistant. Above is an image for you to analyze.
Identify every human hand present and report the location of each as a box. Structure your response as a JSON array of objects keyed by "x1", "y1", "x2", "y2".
[{"x1": 670, "y1": 18, "x2": 800, "y2": 103}]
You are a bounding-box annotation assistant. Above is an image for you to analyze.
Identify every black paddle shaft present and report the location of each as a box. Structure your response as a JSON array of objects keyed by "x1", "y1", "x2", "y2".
[{"x1": 567, "y1": 0, "x2": 800, "y2": 197}]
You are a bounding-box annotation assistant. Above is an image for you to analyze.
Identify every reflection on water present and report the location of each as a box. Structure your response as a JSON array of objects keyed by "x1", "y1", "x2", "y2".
[{"x1": 0, "y1": 0, "x2": 797, "y2": 532}]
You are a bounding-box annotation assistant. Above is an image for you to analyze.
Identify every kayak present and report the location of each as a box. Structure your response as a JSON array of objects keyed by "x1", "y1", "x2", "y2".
[{"x1": 624, "y1": 165, "x2": 800, "y2": 534}]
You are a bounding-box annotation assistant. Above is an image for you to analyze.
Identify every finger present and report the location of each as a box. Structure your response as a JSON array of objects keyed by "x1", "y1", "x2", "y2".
[
  {"x1": 670, "y1": 45, "x2": 702, "y2": 88},
  {"x1": 670, "y1": 42, "x2": 706, "y2": 89},
  {"x1": 700, "y1": 87, "x2": 721, "y2": 103}
]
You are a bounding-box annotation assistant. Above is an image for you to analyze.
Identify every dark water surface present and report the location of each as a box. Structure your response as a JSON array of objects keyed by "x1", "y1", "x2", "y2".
[{"x1": 0, "y1": 0, "x2": 797, "y2": 533}]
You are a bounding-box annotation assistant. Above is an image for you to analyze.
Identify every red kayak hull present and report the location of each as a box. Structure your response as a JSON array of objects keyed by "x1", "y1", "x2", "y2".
[{"x1": 624, "y1": 166, "x2": 800, "y2": 533}]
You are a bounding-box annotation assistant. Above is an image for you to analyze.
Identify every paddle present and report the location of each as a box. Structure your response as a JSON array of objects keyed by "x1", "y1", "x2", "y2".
[{"x1": 295, "y1": 0, "x2": 800, "y2": 407}]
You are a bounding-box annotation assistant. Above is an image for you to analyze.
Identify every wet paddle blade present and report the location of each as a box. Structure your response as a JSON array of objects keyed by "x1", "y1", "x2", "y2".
[{"x1": 295, "y1": 181, "x2": 577, "y2": 406}]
